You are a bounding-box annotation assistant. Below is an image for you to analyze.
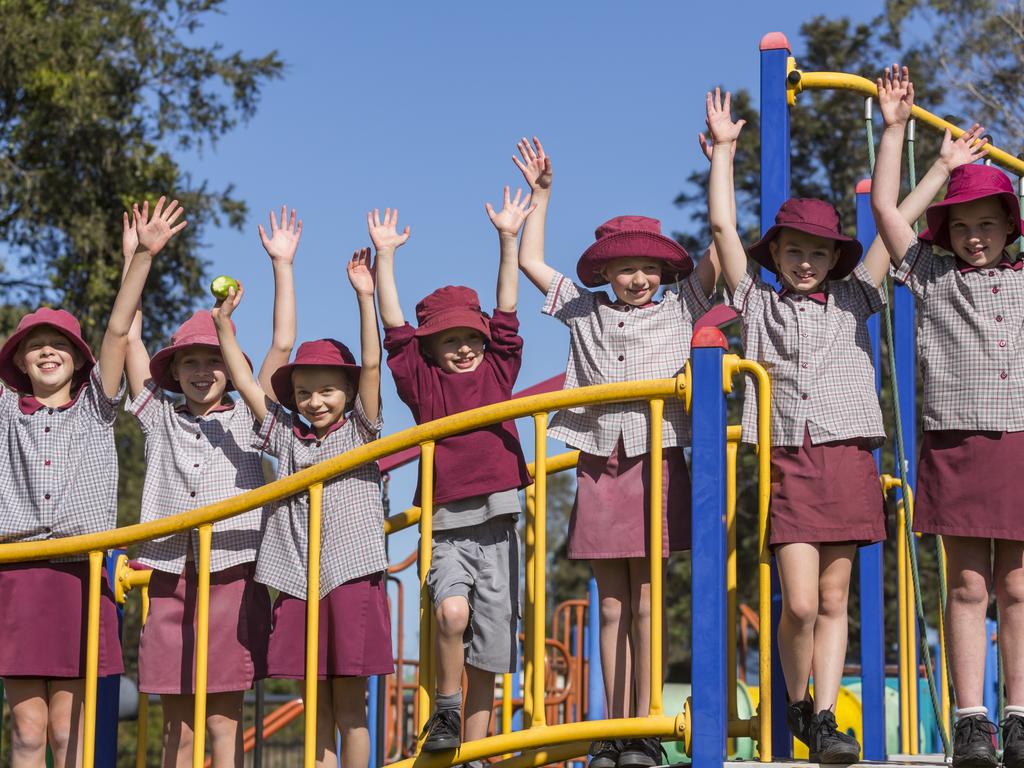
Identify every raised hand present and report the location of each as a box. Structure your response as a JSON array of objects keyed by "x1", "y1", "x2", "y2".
[
  {"x1": 212, "y1": 282, "x2": 244, "y2": 326},
  {"x1": 347, "y1": 248, "x2": 375, "y2": 297},
  {"x1": 367, "y1": 208, "x2": 410, "y2": 252},
  {"x1": 485, "y1": 186, "x2": 536, "y2": 237},
  {"x1": 133, "y1": 196, "x2": 187, "y2": 256},
  {"x1": 705, "y1": 88, "x2": 746, "y2": 145},
  {"x1": 939, "y1": 123, "x2": 989, "y2": 172},
  {"x1": 876, "y1": 64, "x2": 914, "y2": 127},
  {"x1": 697, "y1": 131, "x2": 737, "y2": 163},
  {"x1": 259, "y1": 205, "x2": 303, "y2": 264},
  {"x1": 122, "y1": 210, "x2": 139, "y2": 262},
  {"x1": 512, "y1": 137, "x2": 552, "y2": 192}
]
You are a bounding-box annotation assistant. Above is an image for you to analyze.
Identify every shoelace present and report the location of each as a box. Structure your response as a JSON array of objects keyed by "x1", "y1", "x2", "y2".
[
  {"x1": 1001, "y1": 717, "x2": 1024, "y2": 745},
  {"x1": 589, "y1": 740, "x2": 619, "y2": 757},
  {"x1": 812, "y1": 712, "x2": 842, "y2": 747},
  {"x1": 421, "y1": 708, "x2": 460, "y2": 739},
  {"x1": 957, "y1": 717, "x2": 997, "y2": 746}
]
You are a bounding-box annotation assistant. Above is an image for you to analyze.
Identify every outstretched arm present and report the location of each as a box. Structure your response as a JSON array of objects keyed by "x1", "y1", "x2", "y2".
[
  {"x1": 692, "y1": 133, "x2": 732, "y2": 295},
  {"x1": 368, "y1": 208, "x2": 410, "y2": 329},
  {"x1": 120, "y1": 210, "x2": 152, "y2": 398},
  {"x1": 513, "y1": 137, "x2": 556, "y2": 293},
  {"x1": 103, "y1": 197, "x2": 186, "y2": 398},
  {"x1": 256, "y1": 206, "x2": 302, "y2": 397},
  {"x1": 486, "y1": 185, "x2": 535, "y2": 312},
  {"x1": 212, "y1": 285, "x2": 269, "y2": 423},
  {"x1": 705, "y1": 89, "x2": 749, "y2": 294},
  {"x1": 347, "y1": 248, "x2": 381, "y2": 424}
]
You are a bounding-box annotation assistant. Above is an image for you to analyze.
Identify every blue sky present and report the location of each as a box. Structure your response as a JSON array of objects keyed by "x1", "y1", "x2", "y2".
[{"x1": 181, "y1": 0, "x2": 882, "y2": 651}]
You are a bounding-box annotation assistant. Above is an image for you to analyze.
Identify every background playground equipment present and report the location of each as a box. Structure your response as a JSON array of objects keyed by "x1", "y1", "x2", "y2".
[{"x1": 3, "y1": 30, "x2": 1024, "y2": 768}]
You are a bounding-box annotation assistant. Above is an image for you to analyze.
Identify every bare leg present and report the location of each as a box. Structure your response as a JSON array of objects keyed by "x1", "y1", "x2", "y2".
[
  {"x1": 627, "y1": 558, "x2": 668, "y2": 717},
  {"x1": 205, "y1": 691, "x2": 244, "y2": 768},
  {"x1": 591, "y1": 559, "x2": 633, "y2": 718},
  {"x1": 307, "y1": 681, "x2": 338, "y2": 768},
  {"x1": 810, "y1": 544, "x2": 856, "y2": 712},
  {"x1": 160, "y1": 694, "x2": 196, "y2": 768},
  {"x1": 46, "y1": 679, "x2": 84, "y2": 768},
  {"x1": 776, "y1": 542, "x2": 821, "y2": 702},
  {"x1": 995, "y1": 540, "x2": 1024, "y2": 705},
  {"x1": 945, "y1": 536, "x2": 994, "y2": 709},
  {"x1": 435, "y1": 596, "x2": 470, "y2": 695},
  {"x1": 464, "y1": 665, "x2": 495, "y2": 742},
  {"x1": 4, "y1": 678, "x2": 49, "y2": 768},
  {"x1": 333, "y1": 677, "x2": 369, "y2": 768}
]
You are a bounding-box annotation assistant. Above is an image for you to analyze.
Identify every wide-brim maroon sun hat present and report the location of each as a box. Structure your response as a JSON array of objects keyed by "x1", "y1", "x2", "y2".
[
  {"x1": 413, "y1": 285, "x2": 491, "y2": 341},
  {"x1": 576, "y1": 215, "x2": 692, "y2": 288},
  {"x1": 920, "y1": 164, "x2": 1024, "y2": 251},
  {"x1": 271, "y1": 339, "x2": 361, "y2": 412},
  {"x1": 0, "y1": 308, "x2": 96, "y2": 393},
  {"x1": 747, "y1": 197, "x2": 862, "y2": 280},
  {"x1": 149, "y1": 310, "x2": 252, "y2": 393}
]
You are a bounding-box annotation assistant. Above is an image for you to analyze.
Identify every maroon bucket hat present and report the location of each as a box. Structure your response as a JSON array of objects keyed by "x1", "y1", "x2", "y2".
[
  {"x1": 920, "y1": 164, "x2": 1024, "y2": 251},
  {"x1": 748, "y1": 198, "x2": 862, "y2": 280},
  {"x1": 413, "y1": 286, "x2": 491, "y2": 341},
  {"x1": 576, "y1": 215, "x2": 692, "y2": 288},
  {"x1": 271, "y1": 339, "x2": 361, "y2": 412},
  {"x1": 149, "y1": 310, "x2": 252, "y2": 393},
  {"x1": 0, "y1": 308, "x2": 95, "y2": 393}
]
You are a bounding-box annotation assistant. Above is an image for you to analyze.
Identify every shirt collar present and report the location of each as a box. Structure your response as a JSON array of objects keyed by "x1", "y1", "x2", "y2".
[
  {"x1": 778, "y1": 288, "x2": 828, "y2": 305},
  {"x1": 292, "y1": 416, "x2": 346, "y2": 442},
  {"x1": 174, "y1": 400, "x2": 236, "y2": 416},
  {"x1": 956, "y1": 253, "x2": 1023, "y2": 274},
  {"x1": 19, "y1": 382, "x2": 86, "y2": 415}
]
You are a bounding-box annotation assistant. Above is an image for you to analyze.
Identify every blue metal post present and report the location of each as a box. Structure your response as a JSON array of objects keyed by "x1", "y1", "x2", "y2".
[
  {"x1": 857, "y1": 182, "x2": 888, "y2": 760},
  {"x1": 93, "y1": 550, "x2": 123, "y2": 766},
  {"x1": 586, "y1": 577, "x2": 605, "y2": 721},
  {"x1": 368, "y1": 675, "x2": 379, "y2": 767},
  {"x1": 690, "y1": 328, "x2": 729, "y2": 768},
  {"x1": 759, "y1": 31, "x2": 793, "y2": 757}
]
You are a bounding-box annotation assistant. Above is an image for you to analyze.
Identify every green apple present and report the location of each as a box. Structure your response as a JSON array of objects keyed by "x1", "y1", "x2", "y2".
[{"x1": 210, "y1": 275, "x2": 239, "y2": 301}]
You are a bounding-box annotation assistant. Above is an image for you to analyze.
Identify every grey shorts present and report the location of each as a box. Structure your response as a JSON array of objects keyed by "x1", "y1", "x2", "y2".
[{"x1": 426, "y1": 516, "x2": 520, "y2": 674}]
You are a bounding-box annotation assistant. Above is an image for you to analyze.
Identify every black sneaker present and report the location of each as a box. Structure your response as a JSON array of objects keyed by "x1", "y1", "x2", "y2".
[
  {"x1": 1002, "y1": 715, "x2": 1024, "y2": 768},
  {"x1": 421, "y1": 708, "x2": 461, "y2": 751},
  {"x1": 952, "y1": 715, "x2": 997, "y2": 768},
  {"x1": 588, "y1": 740, "x2": 621, "y2": 768},
  {"x1": 808, "y1": 710, "x2": 860, "y2": 764},
  {"x1": 617, "y1": 737, "x2": 663, "y2": 768},
  {"x1": 787, "y1": 699, "x2": 814, "y2": 747}
]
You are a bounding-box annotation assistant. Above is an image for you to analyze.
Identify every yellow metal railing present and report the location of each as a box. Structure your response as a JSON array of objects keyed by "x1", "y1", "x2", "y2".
[{"x1": 0, "y1": 366, "x2": 774, "y2": 767}]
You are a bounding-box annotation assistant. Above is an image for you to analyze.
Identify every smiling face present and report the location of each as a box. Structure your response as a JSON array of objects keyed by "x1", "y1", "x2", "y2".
[
  {"x1": 15, "y1": 326, "x2": 84, "y2": 397},
  {"x1": 600, "y1": 257, "x2": 663, "y2": 306},
  {"x1": 292, "y1": 366, "x2": 354, "y2": 434},
  {"x1": 422, "y1": 327, "x2": 487, "y2": 374},
  {"x1": 945, "y1": 197, "x2": 1016, "y2": 268},
  {"x1": 171, "y1": 346, "x2": 229, "y2": 412},
  {"x1": 769, "y1": 228, "x2": 841, "y2": 293}
]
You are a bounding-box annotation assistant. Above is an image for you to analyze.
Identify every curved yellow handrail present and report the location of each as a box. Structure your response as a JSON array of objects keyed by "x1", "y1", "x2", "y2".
[{"x1": 789, "y1": 69, "x2": 1024, "y2": 177}]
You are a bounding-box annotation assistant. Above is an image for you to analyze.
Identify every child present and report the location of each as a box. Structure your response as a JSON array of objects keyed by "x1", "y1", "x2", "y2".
[
  {"x1": 706, "y1": 87, "x2": 897, "y2": 762},
  {"x1": 373, "y1": 191, "x2": 534, "y2": 754},
  {"x1": 0, "y1": 197, "x2": 183, "y2": 767},
  {"x1": 125, "y1": 206, "x2": 300, "y2": 766},
  {"x1": 212, "y1": 248, "x2": 392, "y2": 768},
  {"x1": 515, "y1": 137, "x2": 719, "y2": 768},
  {"x1": 871, "y1": 65, "x2": 1022, "y2": 768}
]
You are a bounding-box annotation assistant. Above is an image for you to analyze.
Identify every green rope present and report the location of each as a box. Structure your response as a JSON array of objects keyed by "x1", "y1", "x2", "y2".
[{"x1": 865, "y1": 104, "x2": 952, "y2": 756}]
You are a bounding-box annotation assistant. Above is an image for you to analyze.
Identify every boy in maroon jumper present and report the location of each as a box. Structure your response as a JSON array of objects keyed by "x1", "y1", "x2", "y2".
[{"x1": 372, "y1": 190, "x2": 533, "y2": 754}]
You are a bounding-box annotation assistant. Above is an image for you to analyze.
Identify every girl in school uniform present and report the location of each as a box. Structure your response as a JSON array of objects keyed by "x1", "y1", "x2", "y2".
[
  {"x1": 373, "y1": 191, "x2": 534, "y2": 756},
  {"x1": 213, "y1": 248, "x2": 392, "y2": 768},
  {"x1": 125, "y1": 207, "x2": 301, "y2": 767},
  {"x1": 706, "y1": 88, "x2": 894, "y2": 763},
  {"x1": 515, "y1": 138, "x2": 720, "y2": 768},
  {"x1": 0, "y1": 197, "x2": 184, "y2": 767},
  {"x1": 872, "y1": 65, "x2": 1024, "y2": 768}
]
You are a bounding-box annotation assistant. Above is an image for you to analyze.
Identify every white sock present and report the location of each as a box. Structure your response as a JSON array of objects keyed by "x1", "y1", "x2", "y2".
[
  {"x1": 1005, "y1": 705, "x2": 1024, "y2": 719},
  {"x1": 956, "y1": 706, "x2": 989, "y2": 720}
]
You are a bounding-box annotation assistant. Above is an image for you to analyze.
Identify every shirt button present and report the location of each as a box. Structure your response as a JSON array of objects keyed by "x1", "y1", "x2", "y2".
[
  {"x1": 618, "y1": 321, "x2": 624, "y2": 328},
  {"x1": 989, "y1": 271, "x2": 996, "y2": 277},
  {"x1": 193, "y1": 463, "x2": 200, "y2": 468},
  {"x1": 993, "y1": 286, "x2": 1000, "y2": 294},
  {"x1": 800, "y1": 332, "x2": 808, "y2": 338},
  {"x1": 799, "y1": 307, "x2": 805, "y2": 312},
  {"x1": 997, "y1": 315, "x2": 1004, "y2": 322},
  {"x1": 47, "y1": 408, "x2": 53, "y2": 415},
  {"x1": 43, "y1": 426, "x2": 50, "y2": 433},
  {"x1": 801, "y1": 362, "x2": 808, "y2": 369},
  {"x1": 1001, "y1": 371, "x2": 1008, "y2": 380},
  {"x1": 44, "y1": 460, "x2": 50, "y2": 466},
  {"x1": 999, "y1": 340, "x2": 1007, "y2": 348},
  {"x1": 43, "y1": 526, "x2": 52, "y2": 534},
  {"x1": 43, "y1": 493, "x2": 51, "y2": 500},
  {"x1": 190, "y1": 491, "x2": 197, "y2": 497},
  {"x1": 618, "y1": 355, "x2": 624, "y2": 362},
  {"x1": 316, "y1": 441, "x2": 322, "y2": 447},
  {"x1": 801, "y1": 393, "x2": 809, "y2": 400},
  {"x1": 195, "y1": 433, "x2": 201, "y2": 440}
]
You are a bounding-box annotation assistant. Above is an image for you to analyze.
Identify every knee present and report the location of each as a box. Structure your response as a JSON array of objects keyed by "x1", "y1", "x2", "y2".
[
  {"x1": 998, "y1": 571, "x2": 1024, "y2": 606},
  {"x1": 950, "y1": 575, "x2": 990, "y2": 610},
  {"x1": 11, "y1": 706, "x2": 48, "y2": 754},
  {"x1": 437, "y1": 597, "x2": 470, "y2": 636},
  {"x1": 818, "y1": 583, "x2": 850, "y2": 619},
  {"x1": 599, "y1": 595, "x2": 625, "y2": 626},
  {"x1": 633, "y1": 592, "x2": 652, "y2": 623},
  {"x1": 782, "y1": 592, "x2": 818, "y2": 629},
  {"x1": 335, "y1": 698, "x2": 368, "y2": 729}
]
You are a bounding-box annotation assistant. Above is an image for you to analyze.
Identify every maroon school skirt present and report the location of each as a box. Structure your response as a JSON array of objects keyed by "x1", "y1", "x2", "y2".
[
  {"x1": 769, "y1": 430, "x2": 886, "y2": 547},
  {"x1": 0, "y1": 561, "x2": 123, "y2": 678},
  {"x1": 266, "y1": 571, "x2": 394, "y2": 679},
  {"x1": 568, "y1": 440, "x2": 691, "y2": 560},
  {"x1": 915, "y1": 430, "x2": 1024, "y2": 540},
  {"x1": 138, "y1": 562, "x2": 270, "y2": 695}
]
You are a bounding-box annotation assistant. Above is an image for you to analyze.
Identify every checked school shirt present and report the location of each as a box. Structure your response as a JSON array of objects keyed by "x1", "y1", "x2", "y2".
[
  {"x1": 128, "y1": 380, "x2": 266, "y2": 574},
  {"x1": 253, "y1": 397, "x2": 388, "y2": 600},
  {"x1": 542, "y1": 270, "x2": 712, "y2": 458},
  {"x1": 894, "y1": 239, "x2": 1024, "y2": 432},
  {"x1": 0, "y1": 364, "x2": 123, "y2": 559},
  {"x1": 728, "y1": 262, "x2": 887, "y2": 448}
]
